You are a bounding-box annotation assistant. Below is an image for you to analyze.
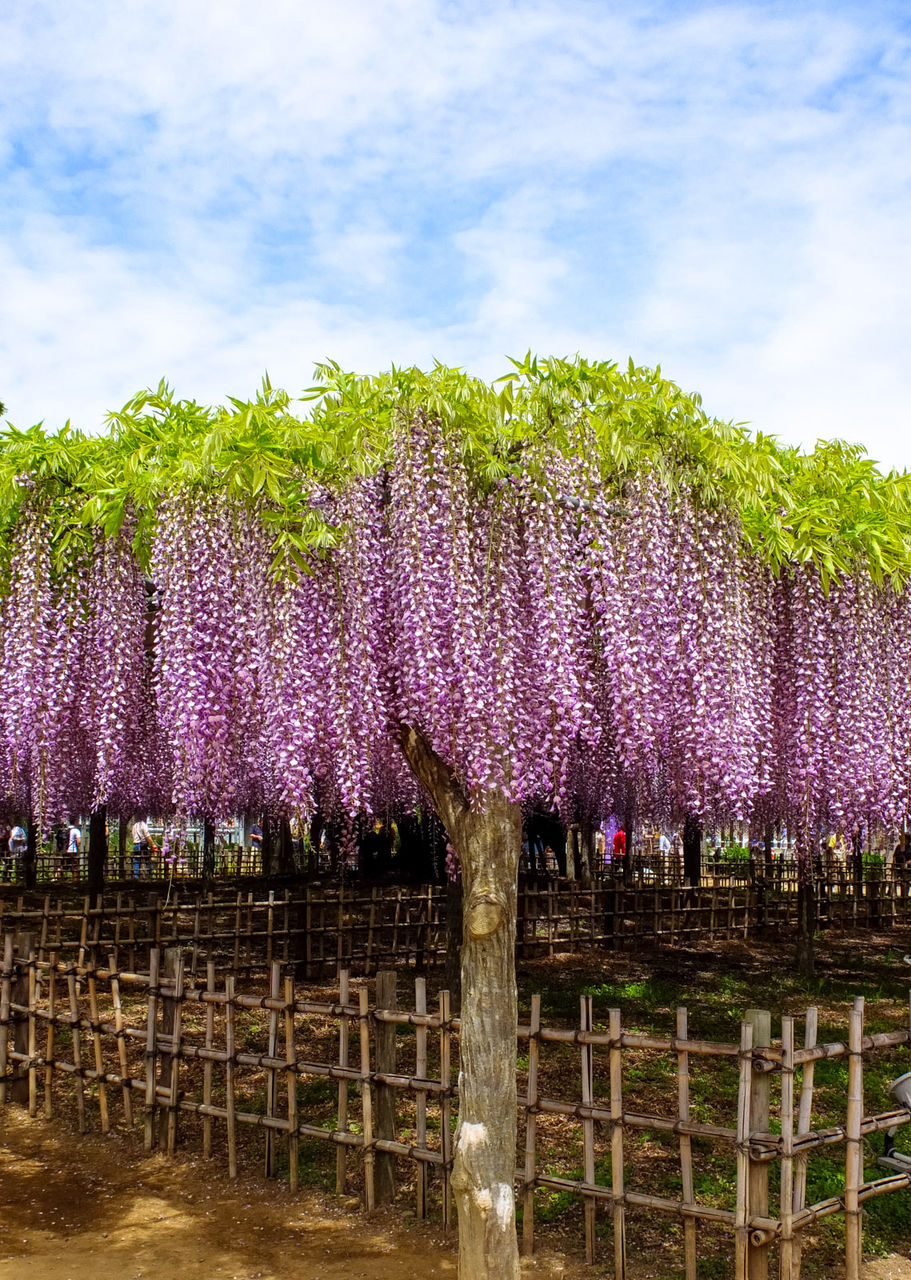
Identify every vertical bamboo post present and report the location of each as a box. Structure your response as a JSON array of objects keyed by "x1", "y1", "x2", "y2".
[
  {"x1": 158, "y1": 947, "x2": 181, "y2": 1150},
  {"x1": 144, "y1": 948, "x2": 160, "y2": 1151},
  {"x1": 374, "y1": 969, "x2": 398, "y2": 1204},
  {"x1": 26, "y1": 950, "x2": 38, "y2": 1117},
  {"x1": 202, "y1": 960, "x2": 215, "y2": 1158},
  {"x1": 844, "y1": 998, "x2": 864, "y2": 1280},
  {"x1": 109, "y1": 952, "x2": 133, "y2": 1127},
  {"x1": 415, "y1": 976, "x2": 429, "y2": 1220},
  {"x1": 522, "y1": 993, "x2": 541, "y2": 1257},
  {"x1": 0, "y1": 934, "x2": 13, "y2": 1104},
  {"x1": 264, "y1": 961, "x2": 282, "y2": 1177},
  {"x1": 440, "y1": 988, "x2": 453, "y2": 1231},
  {"x1": 581, "y1": 994, "x2": 597, "y2": 1263},
  {"x1": 792, "y1": 1003, "x2": 819, "y2": 1280},
  {"x1": 734, "y1": 1019, "x2": 754, "y2": 1280},
  {"x1": 359, "y1": 986, "x2": 375, "y2": 1210},
  {"x1": 10, "y1": 931, "x2": 33, "y2": 1104},
  {"x1": 336, "y1": 970, "x2": 350, "y2": 1194},
  {"x1": 284, "y1": 972, "x2": 299, "y2": 1192},
  {"x1": 225, "y1": 973, "x2": 238, "y2": 1178},
  {"x1": 676, "y1": 1007, "x2": 697, "y2": 1280},
  {"x1": 44, "y1": 956, "x2": 57, "y2": 1119},
  {"x1": 745, "y1": 1009, "x2": 771, "y2": 1280},
  {"x1": 86, "y1": 962, "x2": 109, "y2": 1133},
  {"x1": 165, "y1": 953, "x2": 184, "y2": 1156},
  {"x1": 66, "y1": 964, "x2": 87, "y2": 1133},
  {"x1": 609, "y1": 1007, "x2": 626, "y2": 1279},
  {"x1": 779, "y1": 1016, "x2": 796, "y2": 1280}
]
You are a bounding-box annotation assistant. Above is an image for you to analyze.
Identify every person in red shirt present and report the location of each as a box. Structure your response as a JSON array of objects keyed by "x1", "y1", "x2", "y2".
[{"x1": 612, "y1": 828, "x2": 627, "y2": 860}]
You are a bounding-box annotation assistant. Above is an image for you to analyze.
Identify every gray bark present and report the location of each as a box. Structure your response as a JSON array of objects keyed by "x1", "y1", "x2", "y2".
[{"x1": 399, "y1": 725, "x2": 521, "y2": 1280}]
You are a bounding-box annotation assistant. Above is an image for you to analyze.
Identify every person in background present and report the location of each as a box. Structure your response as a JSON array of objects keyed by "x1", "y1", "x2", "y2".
[
  {"x1": 67, "y1": 818, "x2": 82, "y2": 875},
  {"x1": 612, "y1": 827, "x2": 627, "y2": 863},
  {"x1": 131, "y1": 817, "x2": 158, "y2": 879},
  {"x1": 8, "y1": 823, "x2": 27, "y2": 882}
]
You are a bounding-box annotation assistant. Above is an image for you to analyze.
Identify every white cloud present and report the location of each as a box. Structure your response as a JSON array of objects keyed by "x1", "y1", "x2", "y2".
[{"x1": 1, "y1": 1, "x2": 910, "y2": 468}]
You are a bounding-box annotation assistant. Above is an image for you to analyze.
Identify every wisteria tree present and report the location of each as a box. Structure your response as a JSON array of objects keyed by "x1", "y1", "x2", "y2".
[{"x1": 1, "y1": 359, "x2": 911, "y2": 1278}]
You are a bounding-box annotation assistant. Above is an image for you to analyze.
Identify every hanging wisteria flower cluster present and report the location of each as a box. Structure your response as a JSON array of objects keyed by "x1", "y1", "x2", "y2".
[{"x1": 1, "y1": 409, "x2": 910, "y2": 850}]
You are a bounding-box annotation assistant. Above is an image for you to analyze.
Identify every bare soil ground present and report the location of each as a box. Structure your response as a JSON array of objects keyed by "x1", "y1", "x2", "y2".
[{"x1": 0, "y1": 1109, "x2": 590, "y2": 1280}]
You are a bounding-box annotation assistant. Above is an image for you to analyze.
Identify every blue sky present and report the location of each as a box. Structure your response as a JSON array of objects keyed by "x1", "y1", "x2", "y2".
[{"x1": 2, "y1": 0, "x2": 911, "y2": 467}]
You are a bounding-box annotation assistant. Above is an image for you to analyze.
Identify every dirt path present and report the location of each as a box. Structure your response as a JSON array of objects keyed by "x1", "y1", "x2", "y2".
[
  {"x1": 1, "y1": 1109, "x2": 907, "y2": 1279},
  {"x1": 0, "y1": 1110, "x2": 589, "y2": 1280}
]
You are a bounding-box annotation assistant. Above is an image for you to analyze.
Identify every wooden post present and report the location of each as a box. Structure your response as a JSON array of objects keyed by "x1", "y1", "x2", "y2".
[
  {"x1": 414, "y1": 976, "x2": 429, "y2": 1220},
  {"x1": 109, "y1": 951, "x2": 133, "y2": 1127},
  {"x1": 158, "y1": 946, "x2": 181, "y2": 1150},
  {"x1": 336, "y1": 970, "x2": 350, "y2": 1194},
  {"x1": 734, "y1": 1016, "x2": 754, "y2": 1280},
  {"x1": 580, "y1": 994, "x2": 596, "y2": 1263},
  {"x1": 10, "y1": 931, "x2": 33, "y2": 1104},
  {"x1": 225, "y1": 973, "x2": 238, "y2": 1178},
  {"x1": 779, "y1": 1016, "x2": 796, "y2": 1280},
  {"x1": 359, "y1": 986, "x2": 375, "y2": 1210},
  {"x1": 609, "y1": 1007, "x2": 626, "y2": 1279},
  {"x1": 745, "y1": 1009, "x2": 771, "y2": 1280},
  {"x1": 264, "y1": 961, "x2": 281, "y2": 1177},
  {"x1": 144, "y1": 948, "x2": 160, "y2": 1151},
  {"x1": 844, "y1": 998, "x2": 864, "y2": 1280},
  {"x1": 284, "y1": 973, "x2": 299, "y2": 1192},
  {"x1": 0, "y1": 935, "x2": 12, "y2": 1105},
  {"x1": 202, "y1": 960, "x2": 216, "y2": 1158},
  {"x1": 522, "y1": 993, "x2": 540, "y2": 1257},
  {"x1": 792, "y1": 1004, "x2": 818, "y2": 1280},
  {"x1": 676, "y1": 1007, "x2": 697, "y2": 1280},
  {"x1": 374, "y1": 969, "x2": 398, "y2": 1204}
]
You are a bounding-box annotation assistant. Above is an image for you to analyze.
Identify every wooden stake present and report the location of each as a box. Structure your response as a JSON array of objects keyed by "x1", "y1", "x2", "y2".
[
  {"x1": 336, "y1": 970, "x2": 350, "y2": 1194},
  {"x1": 284, "y1": 972, "x2": 299, "y2": 1192},
  {"x1": 581, "y1": 994, "x2": 597, "y2": 1263},
  {"x1": 779, "y1": 1016, "x2": 796, "y2": 1280},
  {"x1": 359, "y1": 986, "x2": 375, "y2": 1210},
  {"x1": 109, "y1": 952, "x2": 133, "y2": 1127},
  {"x1": 86, "y1": 964, "x2": 109, "y2": 1133},
  {"x1": 143, "y1": 949, "x2": 160, "y2": 1150},
  {"x1": 374, "y1": 969, "x2": 398, "y2": 1204},
  {"x1": 746, "y1": 1009, "x2": 771, "y2": 1280},
  {"x1": 264, "y1": 961, "x2": 281, "y2": 1177},
  {"x1": 415, "y1": 976, "x2": 429, "y2": 1219},
  {"x1": 225, "y1": 973, "x2": 238, "y2": 1178},
  {"x1": 522, "y1": 993, "x2": 541, "y2": 1257},
  {"x1": 734, "y1": 1019, "x2": 754, "y2": 1280},
  {"x1": 844, "y1": 999, "x2": 864, "y2": 1280},
  {"x1": 609, "y1": 1007, "x2": 626, "y2": 1279},
  {"x1": 202, "y1": 960, "x2": 215, "y2": 1158},
  {"x1": 66, "y1": 964, "x2": 87, "y2": 1134},
  {"x1": 676, "y1": 1007, "x2": 697, "y2": 1280}
]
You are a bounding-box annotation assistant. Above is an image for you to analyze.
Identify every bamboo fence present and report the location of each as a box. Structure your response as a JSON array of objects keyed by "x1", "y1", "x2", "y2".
[
  {"x1": 0, "y1": 878, "x2": 909, "y2": 978},
  {"x1": 1, "y1": 935, "x2": 910, "y2": 1278}
]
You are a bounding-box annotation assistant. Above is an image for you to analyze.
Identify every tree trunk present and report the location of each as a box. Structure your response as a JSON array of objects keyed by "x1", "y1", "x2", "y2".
[
  {"x1": 261, "y1": 812, "x2": 274, "y2": 877},
  {"x1": 202, "y1": 817, "x2": 215, "y2": 883},
  {"x1": 307, "y1": 811, "x2": 324, "y2": 878},
  {"x1": 579, "y1": 818, "x2": 594, "y2": 888},
  {"x1": 399, "y1": 725, "x2": 521, "y2": 1280},
  {"x1": 796, "y1": 877, "x2": 816, "y2": 976},
  {"x1": 683, "y1": 813, "x2": 702, "y2": 887},
  {"x1": 278, "y1": 816, "x2": 295, "y2": 875},
  {"x1": 23, "y1": 818, "x2": 37, "y2": 890},
  {"x1": 88, "y1": 806, "x2": 107, "y2": 899}
]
